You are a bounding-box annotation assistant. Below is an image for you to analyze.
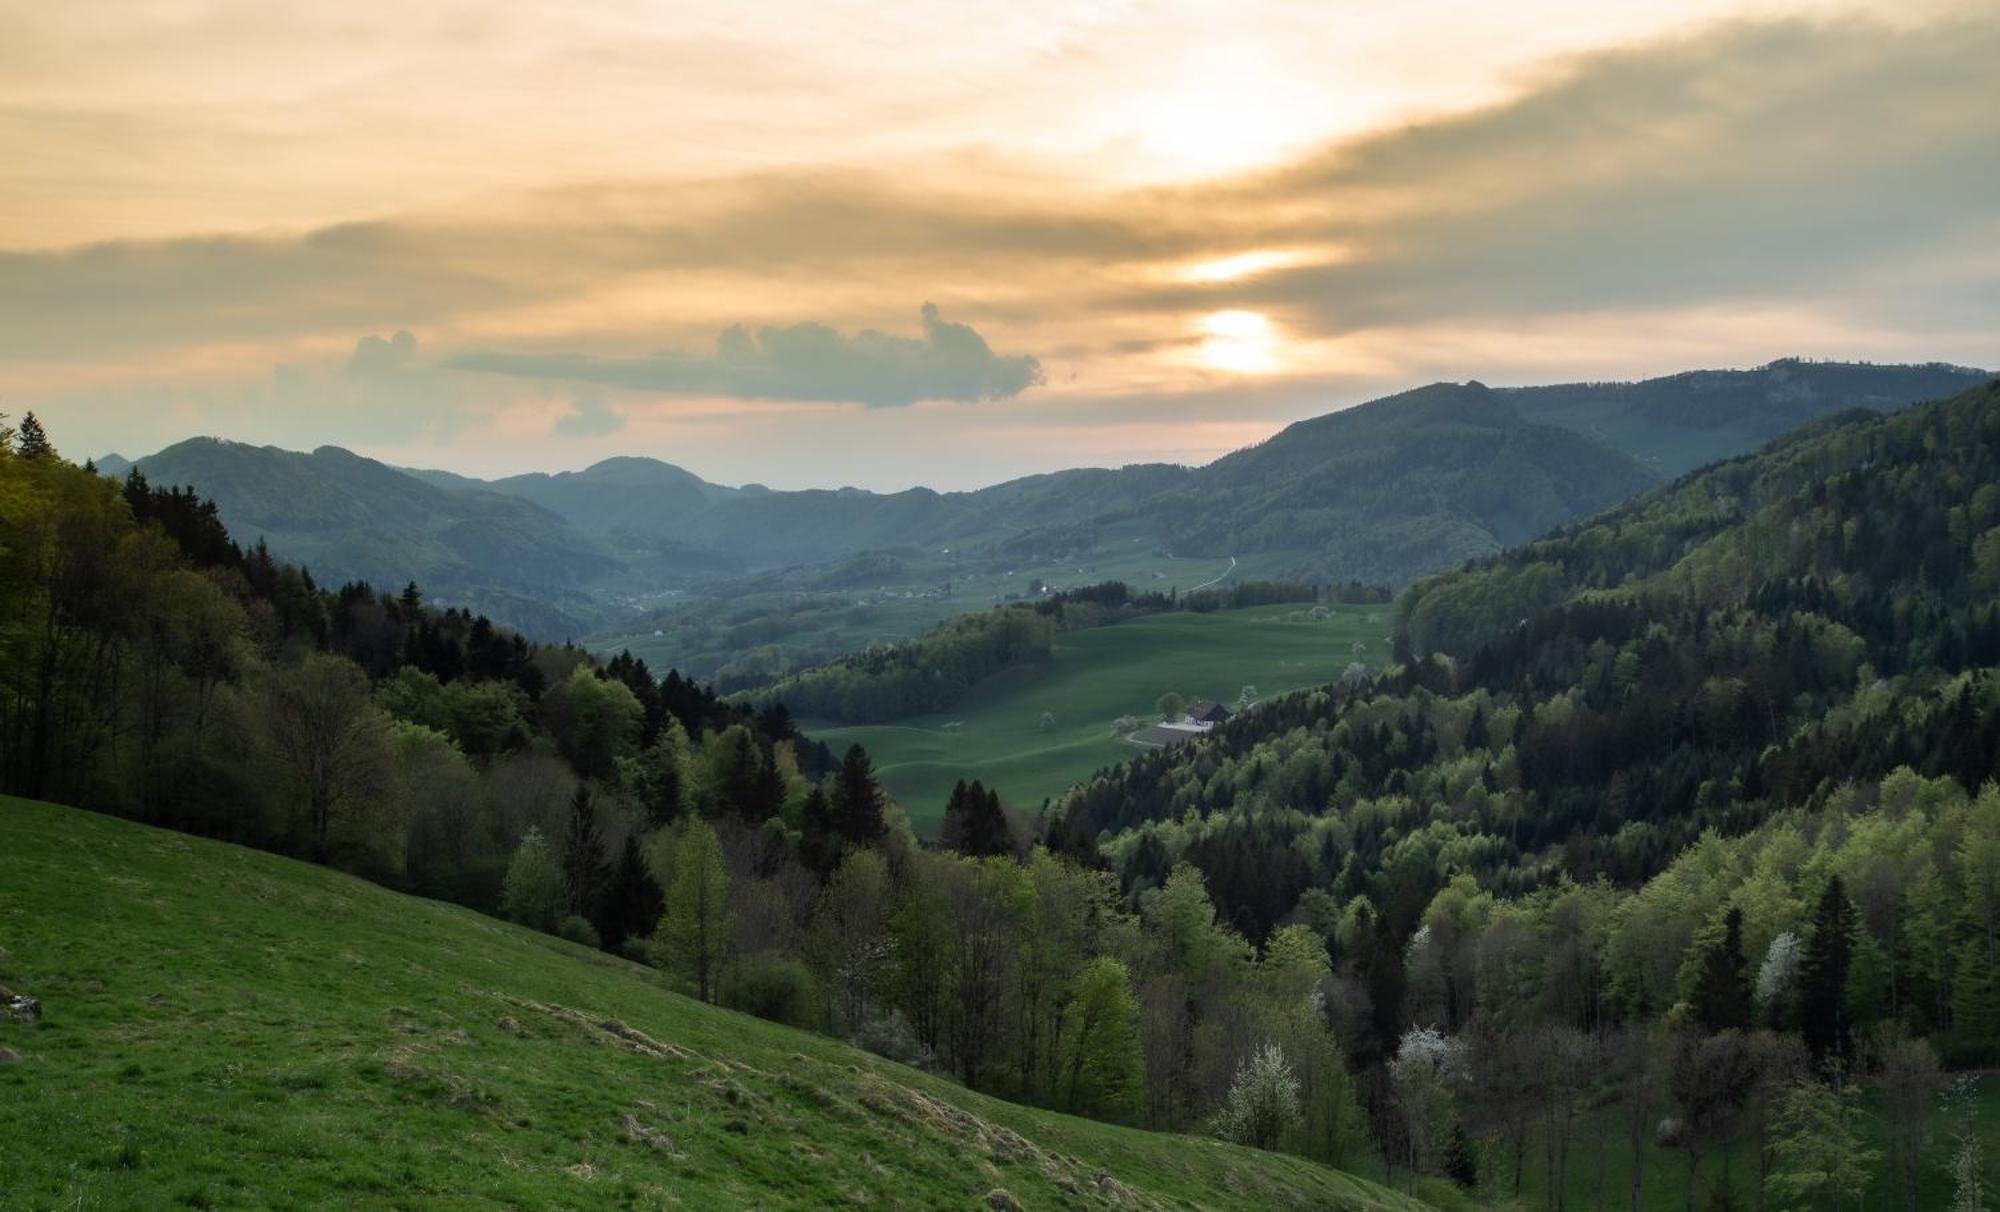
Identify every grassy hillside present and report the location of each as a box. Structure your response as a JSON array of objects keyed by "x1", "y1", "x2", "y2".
[
  {"x1": 0, "y1": 798, "x2": 1427, "y2": 1211},
  {"x1": 812, "y1": 603, "x2": 1385, "y2": 830}
]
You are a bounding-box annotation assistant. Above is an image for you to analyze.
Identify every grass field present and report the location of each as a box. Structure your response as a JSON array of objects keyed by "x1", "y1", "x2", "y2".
[
  {"x1": 811, "y1": 602, "x2": 1388, "y2": 832},
  {"x1": 0, "y1": 797, "x2": 1428, "y2": 1211},
  {"x1": 592, "y1": 545, "x2": 1311, "y2": 684}
]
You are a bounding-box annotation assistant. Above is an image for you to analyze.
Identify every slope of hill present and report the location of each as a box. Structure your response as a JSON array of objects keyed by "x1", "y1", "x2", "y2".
[
  {"x1": 1054, "y1": 377, "x2": 2000, "y2": 937},
  {"x1": 116, "y1": 438, "x2": 621, "y2": 635},
  {"x1": 0, "y1": 797, "x2": 1425, "y2": 1211},
  {"x1": 1506, "y1": 358, "x2": 1991, "y2": 477},
  {"x1": 812, "y1": 601, "x2": 1386, "y2": 828}
]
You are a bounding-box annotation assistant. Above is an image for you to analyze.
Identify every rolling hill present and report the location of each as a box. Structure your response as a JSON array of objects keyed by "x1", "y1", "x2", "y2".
[
  {"x1": 106, "y1": 438, "x2": 619, "y2": 636},
  {"x1": 0, "y1": 796, "x2": 1427, "y2": 1211},
  {"x1": 811, "y1": 601, "x2": 1387, "y2": 829},
  {"x1": 98, "y1": 360, "x2": 1987, "y2": 651}
]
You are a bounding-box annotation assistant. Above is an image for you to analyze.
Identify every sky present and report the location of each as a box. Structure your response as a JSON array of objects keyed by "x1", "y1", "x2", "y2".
[{"x1": 3, "y1": 0, "x2": 1996, "y2": 490}]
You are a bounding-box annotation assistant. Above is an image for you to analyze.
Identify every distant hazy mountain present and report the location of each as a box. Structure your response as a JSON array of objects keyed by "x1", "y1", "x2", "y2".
[
  {"x1": 1504, "y1": 358, "x2": 1991, "y2": 477},
  {"x1": 102, "y1": 359, "x2": 1989, "y2": 640}
]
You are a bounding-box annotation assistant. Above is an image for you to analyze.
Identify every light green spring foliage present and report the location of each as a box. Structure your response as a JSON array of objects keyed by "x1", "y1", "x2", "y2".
[
  {"x1": 1145, "y1": 864, "x2": 1251, "y2": 983},
  {"x1": 657, "y1": 817, "x2": 730, "y2": 1002},
  {"x1": 1765, "y1": 1079, "x2": 1882, "y2": 1209},
  {"x1": 1056, "y1": 956, "x2": 1145, "y2": 1122},
  {"x1": 499, "y1": 826, "x2": 566, "y2": 932}
]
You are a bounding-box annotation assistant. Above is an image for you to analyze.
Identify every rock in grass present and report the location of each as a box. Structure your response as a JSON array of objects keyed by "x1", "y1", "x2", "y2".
[
  {"x1": 0, "y1": 1047, "x2": 23, "y2": 1064},
  {"x1": 984, "y1": 1189, "x2": 1023, "y2": 1211}
]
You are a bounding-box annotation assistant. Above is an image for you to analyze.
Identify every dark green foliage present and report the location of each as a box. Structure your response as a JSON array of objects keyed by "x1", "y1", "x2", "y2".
[
  {"x1": 1691, "y1": 908, "x2": 1752, "y2": 1034},
  {"x1": 1800, "y1": 877, "x2": 1858, "y2": 1065},
  {"x1": 831, "y1": 745, "x2": 887, "y2": 846},
  {"x1": 15, "y1": 411, "x2": 52, "y2": 460},
  {"x1": 939, "y1": 779, "x2": 1012, "y2": 857},
  {"x1": 561, "y1": 786, "x2": 611, "y2": 924},
  {"x1": 600, "y1": 834, "x2": 663, "y2": 951},
  {"x1": 752, "y1": 607, "x2": 1057, "y2": 724}
]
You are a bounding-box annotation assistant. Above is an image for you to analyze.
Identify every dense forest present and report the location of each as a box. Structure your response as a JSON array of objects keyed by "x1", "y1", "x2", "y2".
[{"x1": 7, "y1": 382, "x2": 1999, "y2": 1208}]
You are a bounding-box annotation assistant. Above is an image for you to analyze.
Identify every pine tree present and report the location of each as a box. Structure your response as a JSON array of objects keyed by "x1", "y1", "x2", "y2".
[
  {"x1": 15, "y1": 411, "x2": 52, "y2": 460},
  {"x1": 798, "y1": 786, "x2": 841, "y2": 875},
  {"x1": 940, "y1": 779, "x2": 1012, "y2": 858},
  {"x1": 831, "y1": 744, "x2": 887, "y2": 846},
  {"x1": 1691, "y1": 906, "x2": 1753, "y2": 1033},
  {"x1": 601, "y1": 834, "x2": 663, "y2": 952},
  {"x1": 561, "y1": 785, "x2": 611, "y2": 926},
  {"x1": 1800, "y1": 877, "x2": 1858, "y2": 1065}
]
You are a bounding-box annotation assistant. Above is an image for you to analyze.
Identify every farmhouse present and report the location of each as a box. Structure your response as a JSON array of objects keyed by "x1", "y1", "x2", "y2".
[
  {"x1": 1125, "y1": 699, "x2": 1233, "y2": 748},
  {"x1": 1185, "y1": 700, "x2": 1231, "y2": 727}
]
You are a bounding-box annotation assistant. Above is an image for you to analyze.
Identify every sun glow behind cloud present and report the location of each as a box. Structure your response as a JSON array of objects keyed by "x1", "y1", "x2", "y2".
[
  {"x1": 1197, "y1": 311, "x2": 1283, "y2": 374},
  {"x1": 1, "y1": 0, "x2": 1992, "y2": 487}
]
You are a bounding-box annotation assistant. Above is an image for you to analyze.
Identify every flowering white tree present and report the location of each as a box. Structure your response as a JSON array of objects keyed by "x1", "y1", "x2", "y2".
[
  {"x1": 1755, "y1": 931, "x2": 1802, "y2": 1024},
  {"x1": 1214, "y1": 1042, "x2": 1302, "y2": 1151},
  {"x1": 1389, "y1": 1025, "x2": 1466, "y2": 1176}
]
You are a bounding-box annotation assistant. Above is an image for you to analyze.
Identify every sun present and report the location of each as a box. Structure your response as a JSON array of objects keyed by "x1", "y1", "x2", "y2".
[{"x1": 1197, "y1": 310, "x2": 1282, "y2": 374}]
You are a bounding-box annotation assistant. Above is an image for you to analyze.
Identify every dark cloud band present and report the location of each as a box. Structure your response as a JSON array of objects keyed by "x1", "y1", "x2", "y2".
[{"x1": 449, "y1": 304, "x2": 1043, "y2": 407}]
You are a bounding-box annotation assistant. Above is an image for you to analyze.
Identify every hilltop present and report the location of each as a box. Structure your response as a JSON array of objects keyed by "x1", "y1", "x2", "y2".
[{"x1": 0, "y1": 797, "x2": 1425, "y2": 1211}]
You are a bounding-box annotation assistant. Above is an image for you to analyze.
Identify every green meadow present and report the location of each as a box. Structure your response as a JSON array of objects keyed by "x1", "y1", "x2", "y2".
[
  {"x1": 811, "y1": 602, "x2": 1387, "y2": 831},
  {"x1": 0, "y1": 796, "x2": 1425, "y2": 1212}
]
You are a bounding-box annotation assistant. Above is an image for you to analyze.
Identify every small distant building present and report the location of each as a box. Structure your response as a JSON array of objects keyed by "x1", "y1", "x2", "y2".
[{"x1": 1185, "y1": 700, "x2": 1232, "y2": 728}]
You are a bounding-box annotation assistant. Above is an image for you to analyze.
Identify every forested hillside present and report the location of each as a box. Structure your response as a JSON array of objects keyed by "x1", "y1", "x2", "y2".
[
  {"x1": 109, "y1": 438, "x2": 620, "y2": 635},
  {"x1": 1041, "y1": 380, "x2": 2000, "y2": 1202}
]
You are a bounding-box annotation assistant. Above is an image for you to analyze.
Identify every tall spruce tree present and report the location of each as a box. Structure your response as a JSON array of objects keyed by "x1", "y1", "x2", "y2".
[
  {"x1": 561, "y1": 785, "x2": 611, "y2": 926},
  {"x1": 15, "y1": 411, "x2": 52, "y2": 460},
  {"x1": 831, "y1": 744, "x2": 887, "y2": 846},
  {"x1": 798, "y1": 786, "x2": 841, "y2": 875},
  {"x1": 600, "y1": 834, "x2": 663, "y2": 952},
  {"x1": 1799, "y1": 876, "x2": 1858, "y2": 1065},
  {"x1": 940, "y1": 779, "x2": 1012, "y2": 857},
  {"x1": 1691, "y1": 906, "x2": 1752, "y2": 1033}
]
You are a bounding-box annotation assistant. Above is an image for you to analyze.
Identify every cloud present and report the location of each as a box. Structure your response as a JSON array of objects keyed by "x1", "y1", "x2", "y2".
[
  {"x1": 346, "y1": 330, "x2": 419, "y2": 376},
  {"x1": 452, "y1": 304, "x2": 1044, "y2": 406},
  {"x1": 553, "y1": 390, "x2": 623, "y2": 436}
]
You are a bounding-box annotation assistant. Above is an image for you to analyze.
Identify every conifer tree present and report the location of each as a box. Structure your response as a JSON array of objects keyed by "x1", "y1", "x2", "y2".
[
  {"x1": 940, "y1": 779, "x2": 1012, "y2": 857},
  {"x1": 831, "y1": 744, "x2": 887, "y2": 845},
  {"x1": 561, "y1": 785, "x2": 611, "y2": 924},
  {"x1": 1800, "y1": 877, "x2": 1857, "y2": 1065},
  {"x1": 15, "y1": 411, "x2": 52, "y2": 460},
  {"x1": 798, "y1": 785, "x2": 841, "y2": 875},
  {"x1": 1691, "y1": 906, "x2": 1752, "y2": 1033},
  {"x1": 601, "y1": 834, "x2": 663, "y2": 951}
]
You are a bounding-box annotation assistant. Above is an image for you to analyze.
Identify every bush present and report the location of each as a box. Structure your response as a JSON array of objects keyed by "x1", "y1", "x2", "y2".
[
  {"x1": 727, "y1": 952, "x2": 820, "y2": 1029},
  {"x1": 852, "y1": 1012, "x2": 937, "y2": 1072},
  {"x1": 617, "y1": 936, "x2": 655, "y2": 966},
  {"x1": 556, "y1": 914, "x2": 601, "y2": 948}
]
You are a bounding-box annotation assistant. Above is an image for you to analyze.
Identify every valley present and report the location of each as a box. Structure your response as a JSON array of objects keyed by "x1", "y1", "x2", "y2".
[{"x1": 812, "y1": 601, "x2": 1385, "y2": 829}]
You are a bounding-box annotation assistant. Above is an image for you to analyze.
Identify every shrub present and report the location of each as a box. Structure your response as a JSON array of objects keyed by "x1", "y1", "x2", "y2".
[
  {"x1": 852, "y1": 1012, "x2": 937, "y2": 1072},
  {"x1": 556, "y1": 915, "x2": 601, "y2": 948},
  {"x1": 728, "y1": 952, "x2": 820, "y2": 1029}
]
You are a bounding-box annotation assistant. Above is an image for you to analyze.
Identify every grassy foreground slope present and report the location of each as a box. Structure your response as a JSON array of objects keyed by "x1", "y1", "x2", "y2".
[
  {"x1": 813, "y1": 603, "x2": 1386, "y2": 828},
  {"x1": 0, "y1": 798, "x2": 1426, "y2": 1212}
]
